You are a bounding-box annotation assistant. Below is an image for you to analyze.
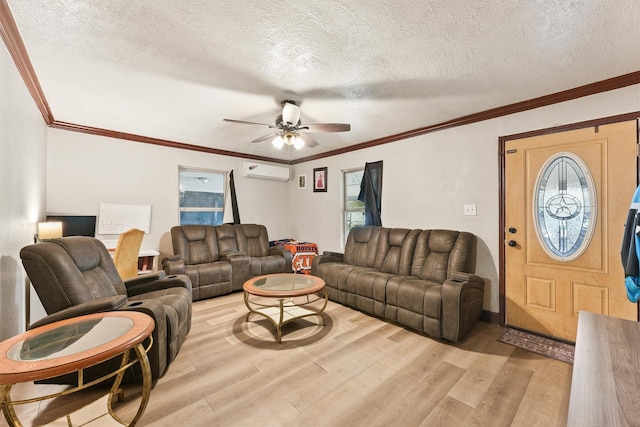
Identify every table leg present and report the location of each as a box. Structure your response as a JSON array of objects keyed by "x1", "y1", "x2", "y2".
[
  {"x1": 318, "y1": 290, "x2": 328, "y2": 325},
  {"x1": 243, "y1": 291, "x2": 252, "y2": 321},
  {"x1": 106, "y1": 342, "x2": 152, "y2": 426},
  {"x1": 0, "y1": 384, "x2": 22, "y2": 427},
  {"x1": 277, "y1": 298, "x2": 284, "y2": 343}
]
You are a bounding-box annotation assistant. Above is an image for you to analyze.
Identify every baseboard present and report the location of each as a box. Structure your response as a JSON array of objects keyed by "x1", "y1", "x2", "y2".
[{"x1": 481, "y1": 309, "x2": 501, "y2": 325}]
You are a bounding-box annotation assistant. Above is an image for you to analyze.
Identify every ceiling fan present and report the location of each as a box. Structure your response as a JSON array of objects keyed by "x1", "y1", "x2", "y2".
[{"x1": 223, "y1": 100, "x2": 350, "y2": 149}]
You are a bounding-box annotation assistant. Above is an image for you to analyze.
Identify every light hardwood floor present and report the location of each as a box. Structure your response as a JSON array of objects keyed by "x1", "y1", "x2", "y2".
[{"x1": 4, "y1": 293, "x2": 572, "y2": 427}]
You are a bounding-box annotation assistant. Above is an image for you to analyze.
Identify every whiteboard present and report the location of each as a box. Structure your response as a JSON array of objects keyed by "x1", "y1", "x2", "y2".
[{"x1": 98, "y1": 203, "x2": 152, "y2": 234}]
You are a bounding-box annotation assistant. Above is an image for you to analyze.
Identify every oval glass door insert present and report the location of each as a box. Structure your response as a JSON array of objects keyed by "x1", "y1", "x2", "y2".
[{"x1": 533, "y1": 152, "x2": 597, "y2": 261}]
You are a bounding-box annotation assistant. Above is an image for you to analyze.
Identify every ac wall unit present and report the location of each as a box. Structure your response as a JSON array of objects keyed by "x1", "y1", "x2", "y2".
[{"x1": 241, "y1": 162, "x2": 290, "y2": 182}]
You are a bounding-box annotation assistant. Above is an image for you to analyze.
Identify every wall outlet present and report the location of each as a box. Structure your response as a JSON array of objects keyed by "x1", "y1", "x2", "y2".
[{"x1": 463, "y1": 204, "x2": 477, "y2": 216}]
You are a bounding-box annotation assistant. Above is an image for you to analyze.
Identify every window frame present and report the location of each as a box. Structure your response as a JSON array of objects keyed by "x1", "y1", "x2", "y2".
[
  {"x1": 178, "y1": 166, "x2": 227, "y2": 226},
  {"x1": 343, "y1": 167, "x2": 365, "y2": 241}
]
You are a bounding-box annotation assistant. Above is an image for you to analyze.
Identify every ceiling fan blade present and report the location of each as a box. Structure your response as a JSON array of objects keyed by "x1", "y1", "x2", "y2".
[
  {"x1": 282, "y1": 101, "x2": 301, "y2": 125},
  {"x1": 223, "y1": 118, "x2": 275, "y2": 127},
  {"x1": 296, "y1": 132, "x2": 319, "y2": 148},
  {"x1": 303, "y1": 123, "x2": 351, "y2": 132},
  {"x1": 251, "y1": 132, "x2": 280, "y2": 143}
]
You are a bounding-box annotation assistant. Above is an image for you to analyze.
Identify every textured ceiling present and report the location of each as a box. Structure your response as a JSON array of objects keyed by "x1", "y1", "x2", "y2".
[{"x1": 5, "y1": 0, "x2": 640, "y2": 161}]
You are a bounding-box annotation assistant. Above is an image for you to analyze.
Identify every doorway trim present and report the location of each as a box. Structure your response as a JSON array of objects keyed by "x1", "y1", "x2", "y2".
[{"x1": 497, "y1": 111, "x2": 640, "y2": 326}]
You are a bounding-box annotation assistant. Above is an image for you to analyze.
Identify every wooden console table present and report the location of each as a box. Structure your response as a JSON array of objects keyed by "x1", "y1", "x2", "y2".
[{"x1": 567, "y1": 310, "x2": 640, "y2": 426}]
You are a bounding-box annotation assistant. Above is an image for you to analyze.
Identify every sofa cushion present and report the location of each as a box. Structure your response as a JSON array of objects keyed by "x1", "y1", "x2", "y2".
[
  {"x1": 313, "y1": 261, "x2": 374, "y2": 305},
  {"x1": 235, "y1": 224, "x2": 269, "y2": 257},
  {"x1": 352, "y1": 271, "x2": 395, "y2": 317},
  {"x1": 184, "y1": 261, "x2": 232, "y2": 300},
  {"x1": 411, "y1": 230, "x2": 469, "y2": 283},
  {"x1": 248, "y1": 255, "x2": 287, "y2": 277},
  {"x1": 343, "y1": 226, "x2": 382, "y2": 268},
  {"x1": 21, "y1": 237, "x2": 124, "y2": 312},
  {"x1": 172, "y1": 225, "x2": 221, "y2": 264},
  {"x1": 377, "y1": 228, "x2": 420, "y2": 275},
  {"x1": 385, "y1": 276, "x2": 443, "y2": 337},
  {"x1": 215, "y1": 224, "x2": 239, "y2": 253}
]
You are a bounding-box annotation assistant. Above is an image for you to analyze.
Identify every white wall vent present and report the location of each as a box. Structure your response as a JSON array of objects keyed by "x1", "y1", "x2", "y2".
[{"x1": 241, "y1": 162, "x2": 290, "y2": 182}]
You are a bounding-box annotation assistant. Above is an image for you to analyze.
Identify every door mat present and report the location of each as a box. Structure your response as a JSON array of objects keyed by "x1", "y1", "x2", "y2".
[{"x1": 498, "y1": 328, "x2": 575, "y2": 364}]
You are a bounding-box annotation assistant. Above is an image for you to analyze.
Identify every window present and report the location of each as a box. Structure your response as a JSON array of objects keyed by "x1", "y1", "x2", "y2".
[
  {"x1": 178, "y1": 167, "x2": 226, "y2": 226},
  {"x1": 533, "y1": 152, "x2": 596, "y2": 261},
  {"x1": 344, "y1": 168, "x2": 365, "y2": 238}
]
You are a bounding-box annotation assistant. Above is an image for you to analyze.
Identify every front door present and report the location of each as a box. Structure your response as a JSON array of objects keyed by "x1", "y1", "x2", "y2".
[{"x1": 505, "y1": 121, "x2": 638, "y2": 342}]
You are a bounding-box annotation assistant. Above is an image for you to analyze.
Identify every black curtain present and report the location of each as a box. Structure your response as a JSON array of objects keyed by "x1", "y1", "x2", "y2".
[
  {"x1": 227, "y1": 170, "x2": 241, "y2": 224},
  {"x1": 358, "y1": 161, "x2": 383, "y2": 226}
]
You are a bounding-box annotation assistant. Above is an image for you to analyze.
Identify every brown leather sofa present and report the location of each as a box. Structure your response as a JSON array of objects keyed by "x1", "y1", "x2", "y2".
[
  {"x1": 163, "y1": 224, "x2": 293, "y2": 301},
  {"x1": 311, "y1": 226, "x2": 485, "y2": 342},
  {"x1": 20, "y1": 236, "x2": 192, "y2": 381}
]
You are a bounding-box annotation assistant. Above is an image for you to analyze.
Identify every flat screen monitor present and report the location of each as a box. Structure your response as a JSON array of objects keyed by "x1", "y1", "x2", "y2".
[{"x1": 45, "y1": 215, "x2": 97, "y2": 237}]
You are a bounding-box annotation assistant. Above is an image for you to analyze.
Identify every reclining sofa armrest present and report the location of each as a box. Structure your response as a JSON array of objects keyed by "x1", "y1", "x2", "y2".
[
  {"x1": 29, "y1": 295, "x2": 128, "y2": 329},
  {"x1": 269, "y1": 246, "x2": 293, "y2": 263},
  {"x1": 311, "y1": 251, "x2": 344, "y2": 275},
  {"x1": 162, "y1": 256, "x2": 186, "y2": 275},
  {"x1": 441, "y1": 272, "x2": 485, "y2": 343},
  {"x1": 220, "y1": 252, "x2": 251, "y2": 291},
  {"x1": 119, "y1": 298, "x2": 168, "y2": 379},
  {"x1": 324, "y1": 251, "x2": 344, "y2": 258},
  {"x1": 125, "y1": 274, "x2": 192, "y2": 297},
  {"x1": 124, "y1": 270, "x2": 166, "y2": 287},
  {"x1": 317, "y1": 251, "x2": 344, "y2": 263}
]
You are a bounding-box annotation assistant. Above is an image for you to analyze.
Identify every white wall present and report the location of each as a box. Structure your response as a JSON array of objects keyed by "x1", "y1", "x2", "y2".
[
  {"x1": 46, "y1": 130, "x2": 293, "y2": 262},
  {"x1": 45, "y1": 85, "x2": 640, "y2": 317},
  {"x1": 0, "y1": 43, "x2": 48, "y2": 340},
  {"x1": 290, "y1": 85, "x2": 640, "y2": 314}
]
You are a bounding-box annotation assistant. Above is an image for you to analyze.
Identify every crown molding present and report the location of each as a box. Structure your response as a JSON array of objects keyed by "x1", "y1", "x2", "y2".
[
  {"x1": 0, "y1": 0, "x2": 53, "y2": 124},
  {"x1": 49, "y1": 120, "x2": 291, "y2": 164}
]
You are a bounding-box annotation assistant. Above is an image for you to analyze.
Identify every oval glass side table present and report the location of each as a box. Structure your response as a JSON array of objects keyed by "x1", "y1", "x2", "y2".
[{"x1": 0, "y1": 311, "x2": 154, "y2": 426}]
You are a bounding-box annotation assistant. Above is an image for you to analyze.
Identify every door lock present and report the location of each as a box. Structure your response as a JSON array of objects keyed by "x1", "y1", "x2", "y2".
[{"x1": 508, "y1": 227, "x2": 517, "y2": 234}]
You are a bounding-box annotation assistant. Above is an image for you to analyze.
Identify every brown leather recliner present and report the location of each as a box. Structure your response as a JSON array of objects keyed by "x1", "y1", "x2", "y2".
[{"x1": 20, "y1": 236, "x2": 192, "y2": 381}]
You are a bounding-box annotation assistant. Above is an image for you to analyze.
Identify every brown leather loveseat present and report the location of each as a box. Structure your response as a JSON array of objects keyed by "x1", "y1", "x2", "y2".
[
  {"x1": 163, "y1": 223, "x2": 292, "y2": 301},
  {"x1": 311, "y1": 226, "x2": 485, "y2": 342}
]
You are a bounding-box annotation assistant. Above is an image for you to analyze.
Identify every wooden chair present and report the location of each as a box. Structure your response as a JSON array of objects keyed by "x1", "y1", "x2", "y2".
[{"x1": 113, "y1": 228, "x2": 145, "y2": 279}]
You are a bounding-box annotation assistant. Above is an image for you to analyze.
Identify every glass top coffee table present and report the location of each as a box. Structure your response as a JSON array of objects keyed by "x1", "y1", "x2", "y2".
[
  {"x1": 0, "y1": 311, "x2": 154, "y2": 426},
  {"x1": 243, "y1": 274, "x2": 328, "y2": 343}
]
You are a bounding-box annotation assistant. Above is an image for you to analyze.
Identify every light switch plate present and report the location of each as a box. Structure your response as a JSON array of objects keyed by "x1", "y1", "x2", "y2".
[{"x1": 463, "y1": 204, "x2": 477, "y2": 216}]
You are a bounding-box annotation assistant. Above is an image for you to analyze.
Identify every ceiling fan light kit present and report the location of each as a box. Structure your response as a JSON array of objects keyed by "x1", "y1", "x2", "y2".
[
  {"x1": 272, "y1": 132, "x2": 305, "y2": 150},
  {"x1": 272, "y1": 135, "x2": 285, "y2": 149},
  {"x1": 224, "y1": 100, "x2": 351, "y2": 150},
  {"x1": 292, "y1": 136, "x2": 304, "y2": 150}
]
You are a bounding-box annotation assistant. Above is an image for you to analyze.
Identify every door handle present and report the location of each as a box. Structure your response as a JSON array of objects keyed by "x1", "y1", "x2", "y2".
[{"x1": 508, "y1": 240, "x2": 517, "y2": 247}]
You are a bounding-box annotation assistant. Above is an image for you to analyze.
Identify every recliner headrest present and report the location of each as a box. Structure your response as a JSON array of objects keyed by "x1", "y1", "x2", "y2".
[{"x1": 51, "y1": 236, "x2": 102, "y2": 271}]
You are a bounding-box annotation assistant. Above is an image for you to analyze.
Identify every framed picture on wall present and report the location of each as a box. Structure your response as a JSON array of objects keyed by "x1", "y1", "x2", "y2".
[
  {"x1": 297, "y1": 174, "x2": 307, "y2": 189},
  {"x1": 313, "y1": 167, "x2": 327, "y2": 192}
]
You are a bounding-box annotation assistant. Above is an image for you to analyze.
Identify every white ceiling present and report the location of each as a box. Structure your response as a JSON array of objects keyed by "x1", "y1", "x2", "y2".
[{"x1": 5, "y1": 0, "x2": 640, "y2": 162}]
